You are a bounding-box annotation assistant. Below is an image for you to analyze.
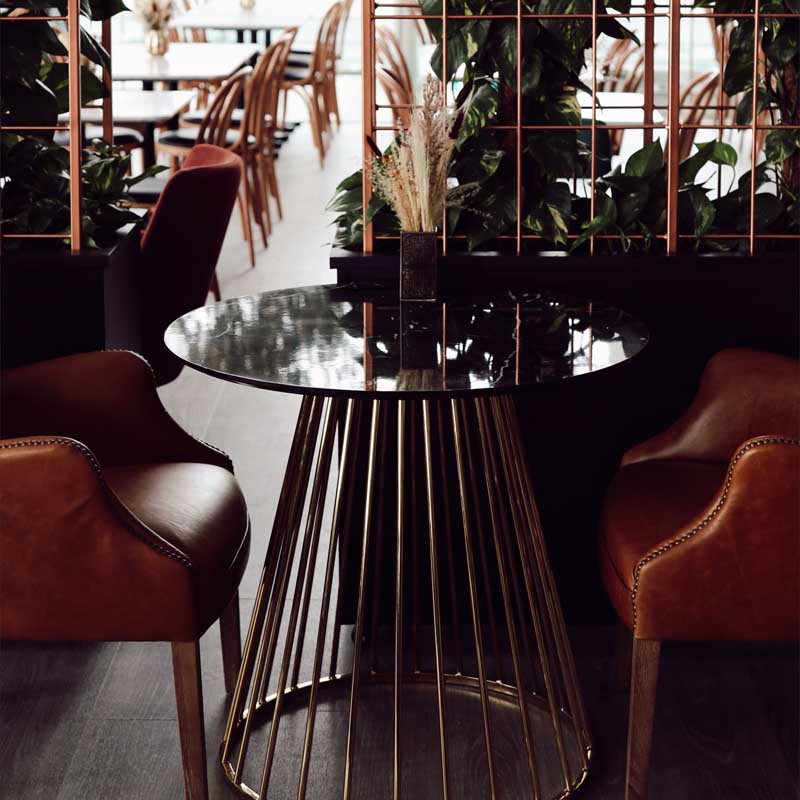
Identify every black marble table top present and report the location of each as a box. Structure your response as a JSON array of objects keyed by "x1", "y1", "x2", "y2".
[{"x1": 164, "y1": 284, "x2": 649, "y2": 396}]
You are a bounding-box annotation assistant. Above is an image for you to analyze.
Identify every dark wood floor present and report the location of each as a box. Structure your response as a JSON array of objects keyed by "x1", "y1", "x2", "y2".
[{"x1": 1, "y1": 622, "x2": 796, "y2": 800}]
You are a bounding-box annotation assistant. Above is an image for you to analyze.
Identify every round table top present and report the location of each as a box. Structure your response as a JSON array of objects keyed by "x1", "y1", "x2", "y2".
[{"x1": 164, "y1": 284, "x2": 649, "y2": 397}]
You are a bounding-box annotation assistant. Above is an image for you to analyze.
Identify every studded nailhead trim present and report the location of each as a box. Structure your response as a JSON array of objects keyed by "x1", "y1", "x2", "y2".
[
  {"x1": 0, "y1": 437, "x2": 193, "y2": 567},
  {"x1": 630, "y1": 435, "x2": 800, "y2": 633}
]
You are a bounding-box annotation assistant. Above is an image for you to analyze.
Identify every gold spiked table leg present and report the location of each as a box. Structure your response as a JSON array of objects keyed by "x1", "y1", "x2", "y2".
[{"x1": 221, "y1": 394, "x2": 592, "y2": 799}]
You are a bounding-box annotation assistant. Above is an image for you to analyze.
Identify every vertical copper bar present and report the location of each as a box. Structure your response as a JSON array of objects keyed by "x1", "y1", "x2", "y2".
[
  {"x1": 644, "y1": 0, "x2": 654, "y2": 147},
  {"x1": 749, "y1": 4, "x2": 760, "y2": 256},
  {"x1": 362, "y1": 0, "x2": 375, "y2": 253},
  {"x1": 393, "y1": 399, "x2": 405, "y2": 800},
  {"x1": 516, "y1": 0, "x2": 522, "y2": 255},
  {"x1": 101, "y1": 19, "x2": 113, "y2": 143},
  {"x1": 233, "y1": 397, "x2": 322, "y2": 781},
  {"x1": 343, "y1": 399, "x2": 382, "y2": 800},
  {"x1": 410, "y1": 400, "x2": 421, "y2": 674},
  {"x1": 666, "y1": 0, "x2": 682, "y2": 254},
  {"x1": 291, "y1": 399, "x2": 343, "y2": 689},
  {"x1": 589, "y1": 1, "x2": 598, "y2": 257},
  {"x1": 490, "y1": 396, "x2": 573, "y2": 790},
  {"x1": 717, "y1": 28, "x2": 725, "y2": 198},
  {"x1": 475, "y1": 397, "x2": 540, "y2": 798},
  {"x1": 297, "y1": 399, "x2": 357, "y2": 800},
  {"x1": 459, "y1": 400, "x2": 504, "y2": 681},
  {"x1": 259, "y1": 398, "x2": 338, "y2": 799},
  {"x1": 501, "y1": 396, "x2": 591, "y2": 755},
  {"x1": 222, "y1": 397, "x2": 315, "y2": 765},
  {"x1": 515, "y1": 303, "x2": 521, "y2": 385},
  {"x1": 67, "y1": 0, "x2": 82, "y2": 252},
  {"x1": 441, "y1": 0, "x2": 448, "y2": 255},
  {"x1": 329, "y1": 401, "x2": 363, "y2": 679},
  {"x1": 369, "y1": 402, "x2": 390, "y2": 673},
  {"x1": 421, "y1": 398, "x2": 450, "y2": 800},
  {"x1": 451, "y1": 399, "x2": 497, "y2": 796},
  {"x1": 437, "y1": 401, "x2": 463, "y2": 674}
]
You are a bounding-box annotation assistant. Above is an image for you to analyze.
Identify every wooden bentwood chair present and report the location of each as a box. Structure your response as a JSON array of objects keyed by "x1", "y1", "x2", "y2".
[
  {"x1": 0, "y1": 349, "x2": 252, "y2": 800},
  {"x1": 599, "y1": 348, "x2": 799, "y2": 800}
]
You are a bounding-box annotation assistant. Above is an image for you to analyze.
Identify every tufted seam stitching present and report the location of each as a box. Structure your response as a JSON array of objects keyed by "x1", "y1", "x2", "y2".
[
  {"x1": 630, "y1": 436, "x2": 800, "y2": 634},
  {"x1": 104, "y1": 349, "x2": 233, "y2": 467},
  {"x1": 0, "y1": 437, "x2": 194, "y2": 568}
]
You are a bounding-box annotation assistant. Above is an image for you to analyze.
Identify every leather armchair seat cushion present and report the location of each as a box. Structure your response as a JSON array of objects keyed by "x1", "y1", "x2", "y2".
[
  {"x1": 599, "y1": 459, "x2": 726, "y2": 632},
  {"x1": 105, "y1": 462, "x2": 250, "y2": 637}
]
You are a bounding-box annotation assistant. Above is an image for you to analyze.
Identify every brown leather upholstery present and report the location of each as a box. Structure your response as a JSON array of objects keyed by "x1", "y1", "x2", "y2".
[
  {"x1": 0, "y1": 350, "x2": 250, "y2": 643},
  {"x1": 599, "y1": 348, "x2": 800, "y2": 642}
]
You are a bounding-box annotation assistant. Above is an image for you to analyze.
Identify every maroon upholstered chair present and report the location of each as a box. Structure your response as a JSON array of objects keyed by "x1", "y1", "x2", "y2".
[{"x1": 139, "y1": 144, "x2": 241, "y2": 385}]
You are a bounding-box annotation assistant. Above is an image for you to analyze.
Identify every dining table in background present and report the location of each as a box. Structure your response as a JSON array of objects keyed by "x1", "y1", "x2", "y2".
[
  {"x1": 170, "y1": 0, "x2": 309, "y2": 44},
  {"x1": 60, "y1": 90, "x2": 194, "y2": 168},
  {"x1": 112, "y1": 42, "x2": 260, "y2": 90},
  {"x1": 165, "y1": 283, "x2": 650, "y2": 800}
]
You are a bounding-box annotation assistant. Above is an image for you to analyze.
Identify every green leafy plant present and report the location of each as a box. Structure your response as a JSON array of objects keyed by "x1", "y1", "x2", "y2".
[
  {"x1": 331, "y1": 0, "x2": 799, "y2": 254},
  {"x1": 0, "y1": 0, "x2": 154, "y2": 249}
]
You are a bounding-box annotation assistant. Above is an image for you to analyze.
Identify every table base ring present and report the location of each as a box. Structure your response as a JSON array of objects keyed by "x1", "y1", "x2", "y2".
[{"x1": 221, "y1": 394, "x2": 593, "y2": 800}]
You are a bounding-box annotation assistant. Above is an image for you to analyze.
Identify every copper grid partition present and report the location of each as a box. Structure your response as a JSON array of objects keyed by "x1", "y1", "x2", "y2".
[
  {"x1": 360, "y1": 0, "x2": 800, "y2": 255},
  {"x1": 0, "y1": 7, "x2": 113, "y2": 252}
]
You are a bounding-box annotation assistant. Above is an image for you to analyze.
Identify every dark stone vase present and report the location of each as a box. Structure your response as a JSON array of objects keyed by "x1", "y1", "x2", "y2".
[{"x1": 400, "y1": 231, "x2": 438, "y2": 301}]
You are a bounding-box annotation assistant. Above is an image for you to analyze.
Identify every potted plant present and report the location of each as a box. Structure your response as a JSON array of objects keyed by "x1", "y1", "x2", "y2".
[{"x1": 1, "y1": 0, "x2": 162, "y2": 366}]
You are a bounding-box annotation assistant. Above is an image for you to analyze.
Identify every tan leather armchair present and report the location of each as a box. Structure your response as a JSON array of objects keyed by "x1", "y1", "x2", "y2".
[
  {"x1": 598, "y1": 347, "x2": 799, "y2": 800},
  {"x1": 0, "y1": 350, "x2": 251, "y2": 800}
]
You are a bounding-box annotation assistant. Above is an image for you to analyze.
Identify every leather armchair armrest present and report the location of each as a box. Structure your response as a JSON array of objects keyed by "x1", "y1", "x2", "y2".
[
  {"x1": 623, "y1": 348, "x2": 799, "y2": 466},
  {"x1": 0, "y1": 437, "x2": 196, "y2": 641},
  {"x1": 633, "y1": 436, "x2": 800, "y2": 641},
  {"x1": 0, "y1": 351, "x2": 231, "y2": 470}
]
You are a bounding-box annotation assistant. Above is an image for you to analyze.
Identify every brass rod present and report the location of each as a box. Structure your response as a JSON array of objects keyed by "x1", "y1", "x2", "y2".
[
  {"x1": 343, "y1": 399, "x2": 382, "y2": 800},
  {"x1": 258, "y1": 397, "x2": 339, "y2": 800},
  {"x1": 436, "y1": 401, "x2": 463, "y2": 675},
  {"x1": 749, "y1": 3, "x2": 760, "y2": 256},
  {"x1": 666, "y1": 0, "x2": 681, "y2": 254},
  {"x1": 589, "y1": 0, "x2": 597, "y2": 256},
  {"x1": 501, "y1": 397, "x2": 592, "y2": 752},
  {"x1": 234, "y1": 397, "x2": 322, "y2": 781},
  {"x1": 516, "y1": 0, "x2": 522, "y2": 255},
  {"x1": 67, "y1": 0, "x2": 81, "y2": 252},
  {"x1": 362, "y1": 0, "x2": 375, "y2": 252},
  {"x1": 410, "y1": 401, "x2": 421, "y2": 674},
  {"x1": 421, "y1": 399, "x2": 450, "y2": 800},
  {"x1": 329, "y1": 402, "x2": 363, "y2": 679},
  {"x1": 644, "y1": 0, "x2": 654, "y2": 146},
  {"x1": 451, "y1": 398, "x2": 497, "y2": 796},
  {"x1": 297, "y1": 399, "x2": 357, "y2": 800},
  {"x1": 475, "y1": 398, "x2": 541, "y2": 799},
  {"x1": 291, "y1": 399, "x2": 341, "y2": 689},
  {"x1": 393, "y1": 399, "x2": 405, "y2": 800},
  {"x1": 369, "y1": 401, "x2": 390, "y2": 674},
  {"x1": 441, "y1": 0, "x2": 448, "y2": 255},
  {"x1": 101, "y1": 19, "x2": 112, "y2": 143},
  {"x1": 459, "y1": 400, "x2": 504, "y2": 682},
  {"x1": 490, "y1": 397, "x2": 574, "y2": 790}
]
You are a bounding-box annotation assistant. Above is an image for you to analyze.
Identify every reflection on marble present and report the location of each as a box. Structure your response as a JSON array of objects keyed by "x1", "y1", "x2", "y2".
[{"x1": 164, "y1": 284, "x2": 649, "y2": 396}]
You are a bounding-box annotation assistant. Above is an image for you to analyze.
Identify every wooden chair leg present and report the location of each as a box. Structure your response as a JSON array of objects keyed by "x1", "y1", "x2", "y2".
[
  {"x1": 239, "y1": 184, "x2": 256, "y2": 268},
  {"x1": 625, "y1": 638, "x2": 661, "y2": 800},
  {"x1": 209, "y1": 271, "x2": 221, "y2": 302},
  {"x1": 219, "y1": 590, "x2": 242, "y2": 696},
  {"x1": 171, "y1": 641, "x2": 209, "y2": 800},
  {"x1": 616, "y1": 618, "x2": 633, "y2": 690},
  {"x1": 267, "y1": 154, "x2": 283, "y2": 220}
]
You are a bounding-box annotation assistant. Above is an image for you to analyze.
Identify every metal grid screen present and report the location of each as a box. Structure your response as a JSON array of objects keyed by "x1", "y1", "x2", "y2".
[{"x1": 360, "y1": 0, "x2": 800, "y2": 255}]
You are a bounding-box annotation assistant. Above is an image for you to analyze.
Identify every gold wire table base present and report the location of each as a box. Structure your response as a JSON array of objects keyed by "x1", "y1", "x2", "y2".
[{"x1": 221, "y1": 394, "x2": 592, "y2": 800}]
